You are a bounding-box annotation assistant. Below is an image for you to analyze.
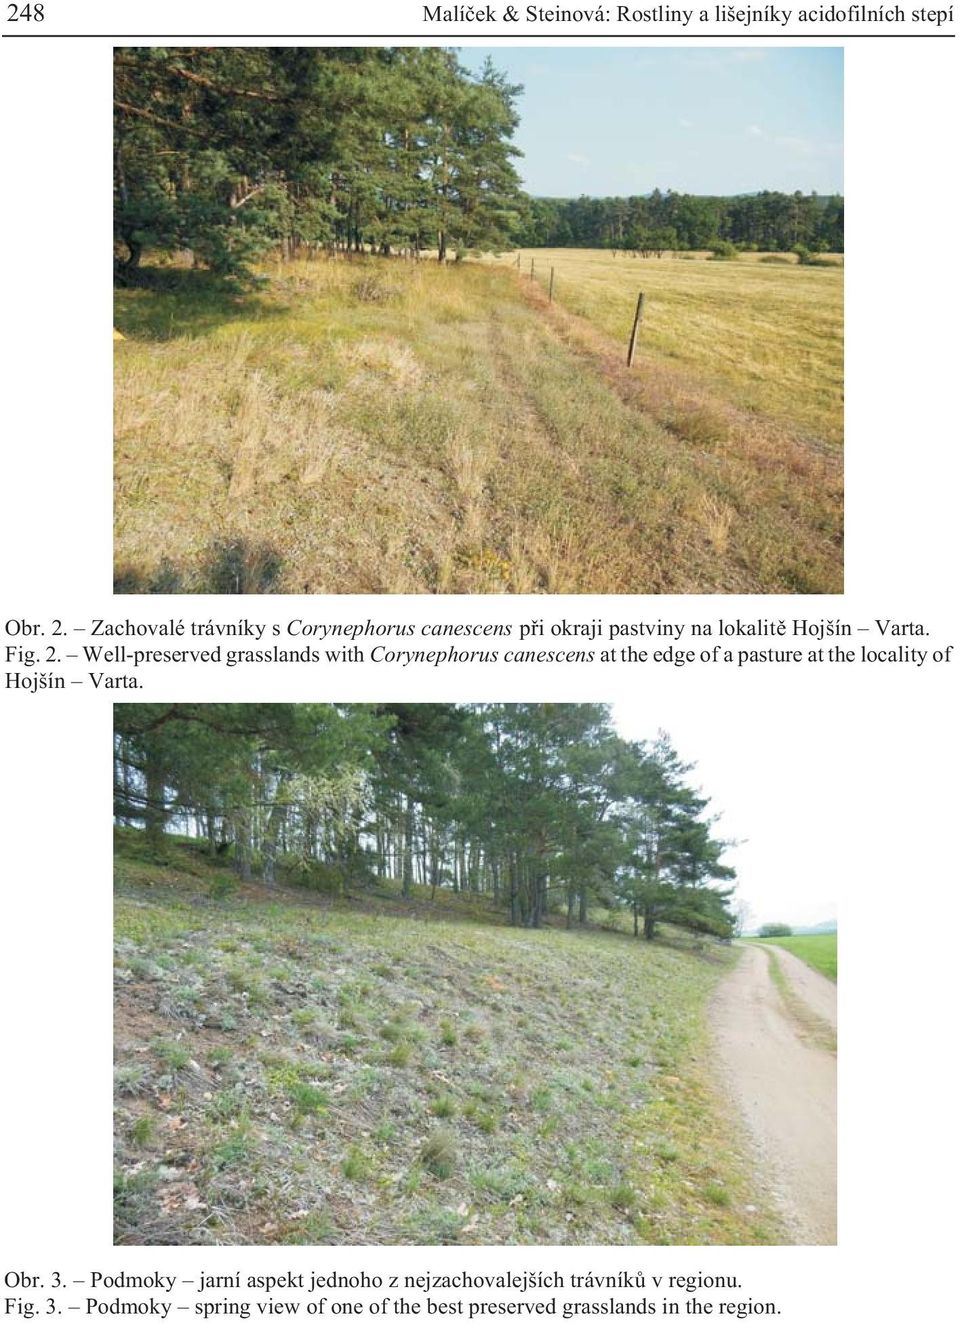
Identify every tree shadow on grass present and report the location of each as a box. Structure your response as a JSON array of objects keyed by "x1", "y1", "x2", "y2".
[
  {"x1": 114, "y1": 269, "x2": 287, "y2": 342},
  {"x1": 114, "y1": 538, "x2": 284, "y2": 594}
]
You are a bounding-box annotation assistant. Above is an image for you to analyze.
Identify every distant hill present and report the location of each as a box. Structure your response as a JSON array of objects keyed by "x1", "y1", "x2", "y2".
[{"x1": 745, "y1": 920, "x2": 837, "y2": 937}]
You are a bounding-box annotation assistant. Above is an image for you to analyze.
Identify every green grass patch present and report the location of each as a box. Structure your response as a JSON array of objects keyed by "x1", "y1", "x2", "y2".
[
  {"x1": 289, "y1": 1083, "x2": 329, "y2": 1117},
  {"x1": 752, "y1": 933, "x2": 836, "y2": 980},
  {"x1": 341, "y1": 1145, "x2": 373, "y2": 1180},
  {"x1": 152, "y1": 1039, "x2": 190, "y2": 1072}
]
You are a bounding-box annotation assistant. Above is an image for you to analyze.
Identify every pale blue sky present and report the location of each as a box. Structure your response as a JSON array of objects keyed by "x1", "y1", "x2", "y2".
[{"x1": 459, "y1": 47, "x2": 843, "y2": 197}]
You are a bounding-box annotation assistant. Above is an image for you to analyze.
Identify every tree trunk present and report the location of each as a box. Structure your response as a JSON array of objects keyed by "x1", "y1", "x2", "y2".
[
  {"x1": 118, "y1": 749, "x2": 133, "y2": 826},
  {"x1": 233, "y1": 810, "x2": 252, "y2": 883},
  {"x1": 143, "y1": 747, "x2": 165, "y2": 850},
  {"x1": 401, "y1": 796, "x2": 415, "y2": 897},
  {"x1": 116, "y1": 235, "x2": 142, "y2": 283},
  {"x1": 206, "y1": 810, "x2": 218, "y2": 857},
  {"x1": 261, "y1": 800, "x2": 286, "y2": 887}
]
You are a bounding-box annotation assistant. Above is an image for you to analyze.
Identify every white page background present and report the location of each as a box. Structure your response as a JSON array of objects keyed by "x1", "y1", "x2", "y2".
[{"x1": 1, "y1": 8, "x2": 957, "y2": 1318}]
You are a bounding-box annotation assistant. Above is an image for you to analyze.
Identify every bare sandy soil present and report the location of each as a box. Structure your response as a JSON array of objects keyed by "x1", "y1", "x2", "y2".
[
  {"x1": 710, "y1": 943, "x2": 837, "y2": 1244},
  {"x1": 770, "y1": 943, "x2": 838, "y2": 1029}
]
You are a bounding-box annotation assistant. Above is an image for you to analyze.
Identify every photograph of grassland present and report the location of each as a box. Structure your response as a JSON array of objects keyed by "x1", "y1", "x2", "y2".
[
  {"x1": 114, "y1": 48, "x2": 843, "y2": 594},
  {"x1": 113, "y1": 703, "x2": 836, "y2": 1245}
]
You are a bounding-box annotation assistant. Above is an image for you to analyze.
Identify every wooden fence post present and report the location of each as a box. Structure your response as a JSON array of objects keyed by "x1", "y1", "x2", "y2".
[
  {"x1": 627, "y1": 291, "x2": 645, "y2": 367},
  {"x1": 530, "y1": 258, "x2": 535, "y2": 281},
  {"x1": 549, "y1": 267, "x2": 555, "y2": 303}
]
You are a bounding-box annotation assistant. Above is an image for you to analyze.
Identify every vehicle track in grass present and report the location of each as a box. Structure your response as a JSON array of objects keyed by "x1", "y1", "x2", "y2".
[{"x1": 710, "y1": 942, "x2": 837, "y2": 1244}]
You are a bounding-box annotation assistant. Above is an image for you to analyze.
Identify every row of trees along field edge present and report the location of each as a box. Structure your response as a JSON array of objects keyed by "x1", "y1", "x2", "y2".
[
  {"x1": 114, "y1": 703, "x2": 737, "y2": 942},
  {"x1": 114, "y1": 47, "x2": 843, "y2": 278},
  {"x1": 114, "y1": 47, "x2": 525, "y2": 275}
]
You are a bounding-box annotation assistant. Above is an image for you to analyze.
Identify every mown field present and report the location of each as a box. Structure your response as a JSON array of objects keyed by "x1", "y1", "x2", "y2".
[
  {"x1": 113, "y1": 834, "x2": 783, "y2": 1246},
  {"x1": 753, "y1": 932, "x2": 837, "y2": 981},
  {"x1": 115, "y1": 253, "x2": 842, "y2": 594},
  {"x1": 511, "y1": 248, "x2": 843, "y2": 447}
]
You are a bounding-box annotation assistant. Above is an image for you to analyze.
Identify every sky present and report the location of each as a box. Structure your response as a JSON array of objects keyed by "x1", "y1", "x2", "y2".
[
  {"x1": 611, "y1": 700, "x2": 838, "y2": 933},
  {"x1": 459, "y1": 46, "x2": 843, "y2": 197}
]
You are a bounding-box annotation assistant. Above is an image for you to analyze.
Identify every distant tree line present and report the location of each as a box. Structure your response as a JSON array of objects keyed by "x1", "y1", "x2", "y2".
[
  {"x1": 517, "y1": 189, "x2": 844, "y2": 254},
  {"x1": 114, "y1": 703, "x2": 736, "y2": 942},
  {"x1": 114, "y1": 47, "x2": 525, "y2": 276}
]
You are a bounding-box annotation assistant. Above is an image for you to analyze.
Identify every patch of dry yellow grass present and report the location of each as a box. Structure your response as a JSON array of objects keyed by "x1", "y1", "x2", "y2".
[
  {"x1": 505, "y1": 247, "x2": 843, "y2": 447},
  {"x1": 114, "y1": 255, "x2": 841, "y2": 594}
]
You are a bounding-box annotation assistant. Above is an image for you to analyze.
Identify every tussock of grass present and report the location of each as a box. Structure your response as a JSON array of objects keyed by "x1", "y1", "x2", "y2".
[
  {"x1": 341, "y1": 1145, "x2": 373, "y2": 1180},
  {"x1": 115, "y1": 254, "x2": 840, "y2": 594},
  {"x1": 419, "y1": 1130, "x2": 457, "y2": 1179},
  {"x1": 115, "y1": 1064, "x2": 149, "y2": 1096},
  {"x1": 704, "y1": 1182, "x2": 732, "y2": 1208},
  {"x1": 130, "y1": 1114, "x2": 155, "y2": 1147},
  {"x1": 289, "y1": 1083, "x2": 329, "y2": 1116},
  {"x1": 113, "y1": 834, "x2": 785, "y2": 1246},
  {"x1": 152, "y1": 1039, "x2": 190, "y2": 1071}
]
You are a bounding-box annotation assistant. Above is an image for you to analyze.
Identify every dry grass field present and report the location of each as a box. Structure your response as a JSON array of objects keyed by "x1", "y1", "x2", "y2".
[
  {"x1": 511, "y1": 248, "x2": 844, "y2": 448},
  {"x1": 115, "y1": 252, "x2": 842, "y2": 594}
]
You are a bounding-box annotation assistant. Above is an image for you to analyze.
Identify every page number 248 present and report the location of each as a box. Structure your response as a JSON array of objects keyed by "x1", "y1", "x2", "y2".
[{"x1": 6, "y1": 4, "x2": 44, "y2": 18}]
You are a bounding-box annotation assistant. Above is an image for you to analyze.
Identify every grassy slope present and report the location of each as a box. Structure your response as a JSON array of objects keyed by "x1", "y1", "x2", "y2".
[
  {"x1": 114, "y1": 835, "x2": 783, "y2": 1246},
  {"x1": 753, "y1": 933, "x2": 837, "y2": 981},
  {"x1": 115, "y1": 256, "x2": 841, "y2": 594}
]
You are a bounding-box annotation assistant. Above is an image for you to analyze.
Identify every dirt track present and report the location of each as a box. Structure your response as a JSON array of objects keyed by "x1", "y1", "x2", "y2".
[{"x1": 710, "y1": 943, "x2": 837, "y2": 1244}]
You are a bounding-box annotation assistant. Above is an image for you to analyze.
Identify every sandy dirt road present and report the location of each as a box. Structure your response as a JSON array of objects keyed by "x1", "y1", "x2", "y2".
[{"x1": 710, "y1": 943, "x2": 837, "y2": 1244}]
